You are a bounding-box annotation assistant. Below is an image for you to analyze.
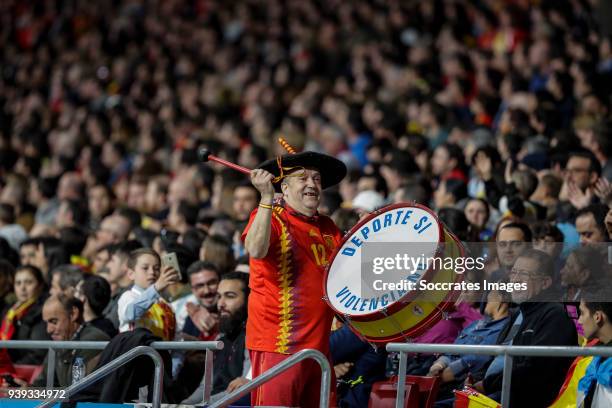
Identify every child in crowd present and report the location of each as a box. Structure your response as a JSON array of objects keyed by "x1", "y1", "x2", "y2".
[{"x1": 117, "y1": 248, "x2": 179, "y2": 340}]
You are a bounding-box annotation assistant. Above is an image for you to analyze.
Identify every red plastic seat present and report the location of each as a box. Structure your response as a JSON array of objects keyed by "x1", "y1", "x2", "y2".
[
  {"x1": 368, "y1": 375, "x2": 440, "y2": 408},
  {"x1": 406, "y1": 375, "x2": 441, "y2": 408},
  {"x1": 368, "y1": 379, "x2": 420, "y2": 408},
  {"x1": 13, "y1": 364, "x2": 44, "y2": 384}
]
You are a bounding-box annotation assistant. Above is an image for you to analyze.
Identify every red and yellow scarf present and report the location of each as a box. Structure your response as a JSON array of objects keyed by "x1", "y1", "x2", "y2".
[
  {"x1": 0, "y1": 298, "x2": 35, "y2": 341},
  {"x1": 0, "y1": 298, "x2": 36, "y2": 376}
]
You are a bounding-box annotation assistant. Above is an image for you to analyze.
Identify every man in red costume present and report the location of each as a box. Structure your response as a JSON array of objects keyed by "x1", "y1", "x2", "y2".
[{"x1": 242, "y1": 151, "x2": 347, "y2": 407}]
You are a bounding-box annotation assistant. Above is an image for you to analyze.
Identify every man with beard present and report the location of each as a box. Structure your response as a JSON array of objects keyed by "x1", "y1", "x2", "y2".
[
  {"x1": 181, "y1": 272, "x2": 250, "y2": 404},
  {"x1": 213, "y1": 272, "x2": 250, "y2": 394}
]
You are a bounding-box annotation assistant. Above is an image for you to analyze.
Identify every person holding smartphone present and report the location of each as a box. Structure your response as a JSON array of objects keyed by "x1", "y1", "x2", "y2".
[{"x1": 117, "y1": 248, "x2": 179, "y2": 340}]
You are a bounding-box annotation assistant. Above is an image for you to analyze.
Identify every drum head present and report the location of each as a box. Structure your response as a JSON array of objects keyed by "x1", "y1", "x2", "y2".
[
  {"x1": 325, "y1": 203, "x2": 443, "y2": 317},
  {"x1": 324, "y1": 203, "x2": 466, "y2": 342}
]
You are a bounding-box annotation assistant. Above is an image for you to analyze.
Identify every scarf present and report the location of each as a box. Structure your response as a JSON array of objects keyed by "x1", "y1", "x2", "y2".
[
  {"x1": 0, "y1": 298, "x2": 35, "y2": 376},
  {"x1": 0, "y1": 298, "x2": 35, "y2": 341},
  {"x1": 578, "y1": 355, "x2": 612, "y2": 393}
]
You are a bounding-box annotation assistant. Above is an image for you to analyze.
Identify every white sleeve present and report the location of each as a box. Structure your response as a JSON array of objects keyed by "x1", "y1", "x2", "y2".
[{"x1": 117, "y1": 289, "x2": 136, "y2": 332}]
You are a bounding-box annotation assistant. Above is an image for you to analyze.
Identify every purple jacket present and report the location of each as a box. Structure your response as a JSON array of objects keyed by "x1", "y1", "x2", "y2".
[{"x1": 412, "y1": 303, "x2": 482, "y2": 346}]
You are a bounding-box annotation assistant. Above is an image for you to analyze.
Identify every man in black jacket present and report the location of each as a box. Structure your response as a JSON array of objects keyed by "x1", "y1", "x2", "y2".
[{"x1": 470, "y1": 249, "x2": 578, "y2": 407}]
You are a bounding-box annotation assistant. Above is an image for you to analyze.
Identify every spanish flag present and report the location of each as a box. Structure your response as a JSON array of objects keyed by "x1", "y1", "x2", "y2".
[
  {"x1": 454, "y1": 387, "x2": 501, "y2": 408},
  {"x1": 548, "y1": 339, "x2": 599, "y2": 408}
]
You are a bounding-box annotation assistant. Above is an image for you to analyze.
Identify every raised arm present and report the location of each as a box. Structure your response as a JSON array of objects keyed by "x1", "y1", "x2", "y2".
[{"x1": 244, "y1": 169, "x2": 275, "y2": 259}]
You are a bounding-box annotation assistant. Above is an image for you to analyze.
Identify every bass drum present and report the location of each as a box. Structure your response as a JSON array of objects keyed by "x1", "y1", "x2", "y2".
[{"x1": 324, "y1": 203, "x2": 465, "y2": 343}]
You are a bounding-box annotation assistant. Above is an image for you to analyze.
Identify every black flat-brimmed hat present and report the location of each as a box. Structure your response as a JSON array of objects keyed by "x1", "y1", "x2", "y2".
[{"x1": 257, "y1": 151, "x2": 347, "y2": 192}]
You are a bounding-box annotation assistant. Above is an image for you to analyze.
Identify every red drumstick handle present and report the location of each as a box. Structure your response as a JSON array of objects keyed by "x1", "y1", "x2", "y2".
[{"x1": 198, "y1": 147, "x2": 251, "y2": 175}]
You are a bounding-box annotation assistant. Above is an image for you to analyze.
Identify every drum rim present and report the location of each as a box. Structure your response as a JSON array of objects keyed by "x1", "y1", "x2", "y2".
[{"x1": 324, "y1": 202, "x2": 457, "y2": 321}]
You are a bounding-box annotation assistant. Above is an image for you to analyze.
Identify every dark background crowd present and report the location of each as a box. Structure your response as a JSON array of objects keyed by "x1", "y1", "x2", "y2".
[{"x1": 1, "y1": 0, "x2": 612, "y2": 406}]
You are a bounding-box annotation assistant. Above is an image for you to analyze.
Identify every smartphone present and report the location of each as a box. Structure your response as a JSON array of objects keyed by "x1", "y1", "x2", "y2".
[{"x1": 161, "y1": 252, "x2": 182, "y2": 281}]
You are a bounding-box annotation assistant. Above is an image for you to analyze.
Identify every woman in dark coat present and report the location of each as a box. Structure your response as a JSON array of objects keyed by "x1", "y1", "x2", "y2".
[{"x1": 0, "y1": 265, "x2": 49, "y2": 365}]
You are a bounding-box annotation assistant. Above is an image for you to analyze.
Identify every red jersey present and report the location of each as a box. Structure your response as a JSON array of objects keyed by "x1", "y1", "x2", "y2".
[{"x1": 241, "y1": 204, "x2": 342, "y2": 355}]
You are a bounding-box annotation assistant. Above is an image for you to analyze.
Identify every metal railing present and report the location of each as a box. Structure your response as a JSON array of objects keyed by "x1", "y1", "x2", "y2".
[
  {"x1": 37, "y1": 346, "x2": 163, "y2": 408},
  {"x1": 0, "y1": 340, "x2": 224, "y2": 406},
  {"x1": 209, "y1": 349, "x2": 332, "y2": 408},
  {"x1": 386, "y1": 343, "x2": 612, "y2": 408}
]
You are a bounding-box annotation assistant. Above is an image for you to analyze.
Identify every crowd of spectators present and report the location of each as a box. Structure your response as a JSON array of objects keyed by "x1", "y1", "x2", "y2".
[{"x1": 1, "y1": 0, "x2": 612, "y2": 406}]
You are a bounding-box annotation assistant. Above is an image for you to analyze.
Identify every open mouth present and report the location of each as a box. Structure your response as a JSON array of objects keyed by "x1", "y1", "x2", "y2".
[{"x1": 304, "y1": 191, "x2": 319, "y2": 198}]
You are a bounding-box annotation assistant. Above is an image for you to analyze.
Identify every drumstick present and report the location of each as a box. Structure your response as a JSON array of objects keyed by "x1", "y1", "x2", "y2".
[{"x1": 198, "y1": 147, "x2": 251, "y2": 175}]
